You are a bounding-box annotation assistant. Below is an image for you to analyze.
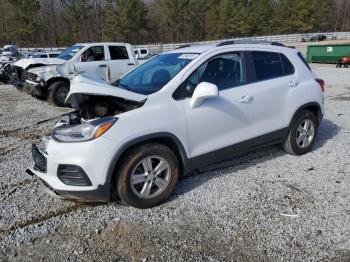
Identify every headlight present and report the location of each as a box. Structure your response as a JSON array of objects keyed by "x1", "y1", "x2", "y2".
[{"x1": 53, "y1": 117, "x2": 117, "y2": 142}]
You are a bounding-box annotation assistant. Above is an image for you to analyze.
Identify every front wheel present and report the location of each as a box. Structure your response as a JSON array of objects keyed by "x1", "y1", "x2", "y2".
[
  {"x1": 47, "y1": 81, "x2": 70, "y2": 107},
  {"x1": 283, "y1": 110, "x2": 318, "y2": 155},
  {"x1": 116, "y1": 143, "x2": 180, "y2": 208}
]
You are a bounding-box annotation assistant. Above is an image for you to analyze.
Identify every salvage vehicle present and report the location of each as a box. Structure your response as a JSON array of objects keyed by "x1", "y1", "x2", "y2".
[
  {"x1": 27, "y1": 41, "x2": 325, "y2": 208},
  {"x1": 19, "y1": 43, "x2": 137, "y2": 106},
  {"x1": 2, "y1": 44, "x2": 21, "y2": 57}
]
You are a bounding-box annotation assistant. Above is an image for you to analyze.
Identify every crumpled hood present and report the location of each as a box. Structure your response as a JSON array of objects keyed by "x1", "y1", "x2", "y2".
[
  {"x1": 13, "y1": 57, "x2": 65, "y2": 69},
  {"x1": 27, "y1": 64, "x2": 61, "y2": 81},
  {"x1": 66, "y1": 75, "x2": 147, "y2": 107}
]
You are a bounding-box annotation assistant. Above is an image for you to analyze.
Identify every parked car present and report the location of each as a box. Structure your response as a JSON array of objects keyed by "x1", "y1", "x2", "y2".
[
  {"x1": 27, "y1": 41, "x2": 325, "y2": 208},
  {"x1": 134, "y1": 48, "x2": 153, "y2": 59},
  {"x1": 14, "y1": 42, "x2": 137, "y2": 106},
  {"x1": 310, "y1": 35, "x2": 327, "y2": 42},
  {"x1": 2, "y1": 44, "x2": 21, "y2": 57}
]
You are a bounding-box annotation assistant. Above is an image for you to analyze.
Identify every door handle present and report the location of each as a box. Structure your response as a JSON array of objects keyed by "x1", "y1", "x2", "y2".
[
  {"x1": 288, "y1": 80, "x2": 298, "y2": 87},
  {"x1": 239, "y1": 95, "x2": 253, "y2": 104},
  {"x1": 99, "y1": 64, "x2": 108, "y2": 68}
]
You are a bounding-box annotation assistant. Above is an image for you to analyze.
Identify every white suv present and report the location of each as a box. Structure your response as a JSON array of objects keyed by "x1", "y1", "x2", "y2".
[{"x1": 27, "y1": 42, "x2": 325, "y2": 208}]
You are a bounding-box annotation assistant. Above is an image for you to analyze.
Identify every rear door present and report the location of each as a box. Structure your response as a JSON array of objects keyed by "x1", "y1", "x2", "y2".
[
  {"x1": 74, "y1": 45, "x2": 109, "y2": 81},
  {"x1": 245, "y1": 51, "x2": 296, "y2": 139},
  {"x1": 107, "y1": 45, "x2": 137, "y2": 83}
]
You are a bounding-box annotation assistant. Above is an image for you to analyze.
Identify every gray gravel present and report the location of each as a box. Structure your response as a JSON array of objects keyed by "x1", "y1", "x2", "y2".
[{"x1": 0, "y1": 64, "x2": 350, "y2": 261}]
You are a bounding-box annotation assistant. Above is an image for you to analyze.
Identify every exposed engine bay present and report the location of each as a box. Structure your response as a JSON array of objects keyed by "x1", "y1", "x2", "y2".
[{"x1": 58, "y1": 94, "x2": 145, "y2": 126}]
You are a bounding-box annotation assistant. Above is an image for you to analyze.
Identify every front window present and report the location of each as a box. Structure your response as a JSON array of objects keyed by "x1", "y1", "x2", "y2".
[
  {"x1": 116, "y1": 53, "x2": 198, "y2": 95},
  {"x1": 80, "y1": 46, "x2": 105, "y2": 62},
  {"x1": 184, "y1": 53, "x2": 245, "y2": 97},
  {"x1": 58, "y1": 45, "x2": 84, "y2": 60}
]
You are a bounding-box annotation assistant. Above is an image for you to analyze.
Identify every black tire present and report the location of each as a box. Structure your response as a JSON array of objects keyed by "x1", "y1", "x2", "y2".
[
  {"x1": 116, "y1": 143, "x2": 180, "y2": 209},
  {"x1": 283, "y1": 110, "x2": 318, "y2": 155},
  {"x1": 47, "y1": 81, "x2": 69, "y2": 107}
]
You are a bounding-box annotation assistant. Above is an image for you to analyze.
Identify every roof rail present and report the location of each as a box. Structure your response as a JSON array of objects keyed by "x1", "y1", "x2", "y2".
[
  {"x1": 216, "y1": 40, "x2": 286, "y2": 47},
  {"x1": 176, "y1": 44, "x2": 191, "y2": 49}
]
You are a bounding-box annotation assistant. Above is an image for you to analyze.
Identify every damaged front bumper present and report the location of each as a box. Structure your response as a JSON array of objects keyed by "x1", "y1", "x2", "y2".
[
  {"x1": 26, "y1": 130, "x2": 119, "y2": 202},
  {"x1": 0, "y1": 63, "x2": 14, "y2": 84},
  {"x1": 25, "y1": 72, "x2": 46, "y2": 97}
]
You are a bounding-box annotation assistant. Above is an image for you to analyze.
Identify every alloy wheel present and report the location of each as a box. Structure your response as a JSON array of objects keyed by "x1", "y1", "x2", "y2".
[
  {"x1": 296, "y1": 119, "x2": 315, "y2": 148},
  {"x1": 130, "y1": 155, "x2": 171, "y2": 199}
]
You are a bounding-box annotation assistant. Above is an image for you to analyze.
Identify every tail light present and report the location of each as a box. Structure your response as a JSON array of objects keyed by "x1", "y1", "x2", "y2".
[{"x1": 315, "y1": 78, "x2": 325, "y2": 93}]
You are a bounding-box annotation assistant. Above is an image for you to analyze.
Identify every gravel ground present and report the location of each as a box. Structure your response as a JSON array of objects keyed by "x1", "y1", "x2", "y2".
[{"x1": 0, "y1": 64, "x2": 350, "y2": 261}]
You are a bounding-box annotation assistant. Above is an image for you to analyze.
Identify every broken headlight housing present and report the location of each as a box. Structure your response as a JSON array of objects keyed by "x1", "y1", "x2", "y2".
[{"x1": 53, "y1": 117, "x2": 117, "y2": 142}]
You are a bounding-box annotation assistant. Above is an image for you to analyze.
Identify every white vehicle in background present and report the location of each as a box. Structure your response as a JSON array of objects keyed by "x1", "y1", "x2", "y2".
[
  {"x1": 30, "y1": 51, "x2": 62, "y2": 58},
  {"x1": 134, "y1": 48, "x2": 152, "y2": 60},
  {"x1": 2, "y1": 44, "x2": 21, "y2": 57},
  {"x1": 15, "y1": 42, "x2": 137, "y2": 106},
  {"x1": 27, "y1": 41, "x2": 325, "y2": 208}
]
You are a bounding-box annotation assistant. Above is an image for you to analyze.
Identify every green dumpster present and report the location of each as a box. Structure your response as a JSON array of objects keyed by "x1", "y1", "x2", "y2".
[{"x1": 306, "y1": 44, "x2": 350, "y2": 63}]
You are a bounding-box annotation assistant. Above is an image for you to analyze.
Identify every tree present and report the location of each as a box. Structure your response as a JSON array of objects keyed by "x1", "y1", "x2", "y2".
[
  {"x1": 104, "y1": 0, "x2": 148, "y2": 43},
  {"x1": 7, "y1": 0, "x2": 41, "y2": 46}
]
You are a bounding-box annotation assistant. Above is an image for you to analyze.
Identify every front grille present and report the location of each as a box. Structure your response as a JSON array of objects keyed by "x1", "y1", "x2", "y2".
[{"x1": 26, "y1": 71, "x2": 39, "y2": 82}]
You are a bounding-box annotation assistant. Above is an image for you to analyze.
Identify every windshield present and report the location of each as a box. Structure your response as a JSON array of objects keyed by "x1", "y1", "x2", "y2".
[
  {"x1": 58, "y1": 45, "x2": 84, "y2": 60},
  {"x1": 116, "y1": 53, "x2": 198, "y2": 95}
]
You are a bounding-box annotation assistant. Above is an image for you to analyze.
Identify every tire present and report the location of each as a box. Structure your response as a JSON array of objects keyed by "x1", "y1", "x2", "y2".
[
  {"x1": 116, "y1": 143, "x2": 180, "y2": 208},
  {"x1": 283, "y1": 110, "x2": 318, "y2": 155},
  {"x1": 47, "y1": 81, "x2": 69, "y2": 107}
]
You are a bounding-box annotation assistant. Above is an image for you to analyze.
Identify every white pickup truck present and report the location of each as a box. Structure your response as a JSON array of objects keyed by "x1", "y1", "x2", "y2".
[{"x1": 18, "y1": 42, "x2": 138, "y2": 106}]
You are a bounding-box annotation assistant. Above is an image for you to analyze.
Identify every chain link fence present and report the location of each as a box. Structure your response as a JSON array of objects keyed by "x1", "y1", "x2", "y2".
[{"x1": 18, "y1": 32, "x2": 350, "y2": 54}]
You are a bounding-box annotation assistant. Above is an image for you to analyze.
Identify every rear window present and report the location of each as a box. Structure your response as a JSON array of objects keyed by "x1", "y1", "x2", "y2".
[
  {"x1": 252, "y1": 51, "x2": 295, "y2": 81},
  {"x1": 109, "y1": 46, "x2": 129, "y2": 60},
  {"x1": 297, "y1": 52, "x2": 311, "y2": 71},
  {"x1": 49, "y1": 53, "x2": 59, "y2": 58}
]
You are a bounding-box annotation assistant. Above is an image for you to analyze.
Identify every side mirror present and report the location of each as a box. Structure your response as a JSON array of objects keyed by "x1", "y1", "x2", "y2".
[{"x1": 190, "y1": 82, "x2": 218, "y2": 108}]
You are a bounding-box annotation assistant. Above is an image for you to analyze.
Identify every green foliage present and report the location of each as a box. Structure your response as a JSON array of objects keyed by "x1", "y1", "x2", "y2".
[
  {"x1": 104, "y1": 0, "x2": 148, "y2": 42},
  {"x1": 6, "y1": 0, "x2": 41, "y2": 46},
  {"x1": 0, "y1": 0, "x2": 347, "y2": 47}
]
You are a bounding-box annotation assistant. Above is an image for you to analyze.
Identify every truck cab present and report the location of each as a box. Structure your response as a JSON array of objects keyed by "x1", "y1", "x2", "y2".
[{"x1": 23, "y1": 42, "x2": 138, "y2": 106}]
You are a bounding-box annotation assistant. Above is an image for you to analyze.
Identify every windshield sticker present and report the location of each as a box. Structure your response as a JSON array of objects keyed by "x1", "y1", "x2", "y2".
[{"x1": 179, "y1": 54, "x2": 198, "y2": 60}]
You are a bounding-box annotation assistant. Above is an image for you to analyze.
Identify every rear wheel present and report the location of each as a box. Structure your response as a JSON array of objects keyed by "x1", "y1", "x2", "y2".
[
  {"x1": 115, "y1": 143, "x2": 180, "y2": 208},
  {"x1": 283, "y1": 110, "x2": 318, "y2": 155},
  {"x1": 47, "y1": 81, "x2": 69, "y2": 107}
]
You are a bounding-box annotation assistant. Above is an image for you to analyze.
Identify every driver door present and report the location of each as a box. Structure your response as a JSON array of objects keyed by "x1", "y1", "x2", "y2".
[
  {"x1": 181, "y1": 52, "x2": 256, "y2": 164},
  {"x1": 74, "y1": 45, "x2": 109, "y2": 81}
]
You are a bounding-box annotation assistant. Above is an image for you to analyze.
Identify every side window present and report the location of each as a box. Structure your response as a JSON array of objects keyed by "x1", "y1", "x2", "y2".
[
  {"x1": 109, "y1": 46, "x2": 129, "y2": 60},
  {"x1": 252, "y1": 51, "x2": 294, "y2": 81},
  {"x1": 140, "y1": 49, "x2": 147, "y2": 54},
  {"x1": 281, "y1": 54, "x2": 295, "y2": 75},
  {"x1": 297, "y1": 52, "x2": 311, "y2": 71},
  {"x1": 49, "y1": 53, "x2": 59, "y2": 58},
  {"x1": 185, "y1": 53, "x2": 245, "y2": 96},
  {"x1": 81, "y1": 46, "x2": 105, "y2": 62}
]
